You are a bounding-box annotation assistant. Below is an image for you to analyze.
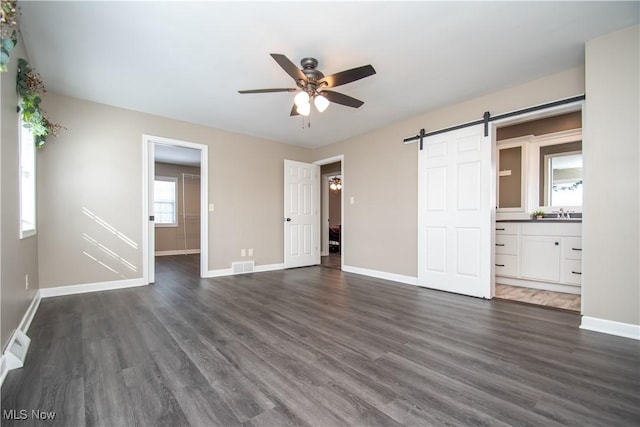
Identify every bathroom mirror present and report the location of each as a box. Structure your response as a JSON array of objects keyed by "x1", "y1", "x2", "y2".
[{"x1": 540, "y1": 142, "x2": 583, "y2": 207}]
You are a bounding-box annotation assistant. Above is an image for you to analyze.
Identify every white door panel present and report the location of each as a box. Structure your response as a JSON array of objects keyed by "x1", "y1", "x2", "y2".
[
  {"x1": 418, "y1": 125, "x2": 492, "y2": 298},
  {"x1": 284, "y1": 160, "x2": 320, "y2": 268},
  {"x1": 148, "y1": 142, "x2": 155, "y2": 283}
]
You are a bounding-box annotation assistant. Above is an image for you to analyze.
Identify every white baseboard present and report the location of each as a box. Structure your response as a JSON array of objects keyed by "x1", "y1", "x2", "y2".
[
  {"x1": 155, "y1": 249, "x2": 200, "y2": 256},
  {"x1": 342, "y1": 265, "x2": 418, "y2": 287},
  {"x1": 1, "y1": 290, "x2": 41, "y2": 387},
  {"x1": 580, "y1": 316, "x2": 640, "y2": 340},
  {"x1": 255, "y1": 263, "x2": 285, "y2": 273},
  {"x1": 39, "y1": 278, "x2": 147, "y2": 298},
  {"x1": 205, "y1": 263, "x2": 284, "y2": 278}
]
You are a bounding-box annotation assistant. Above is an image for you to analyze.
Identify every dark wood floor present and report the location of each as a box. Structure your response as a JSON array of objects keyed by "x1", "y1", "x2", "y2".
[
  {"x1": 320, "y1": 252, "x2": 341, "y2": 270},
  {"x1": 2, "y1": 255, "x2": 639, "y2": 426}
]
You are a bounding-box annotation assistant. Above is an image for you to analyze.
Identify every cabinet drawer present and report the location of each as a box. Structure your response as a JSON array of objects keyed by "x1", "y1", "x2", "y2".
[
  {"x1": 495, "y1": 254, "x2": 517, "y2": 277},
  {"x1": 562, "y1": 259, "x2": 582, "y2": 285},
  {"x1": 563, "y1": 237, "x2": 582, "y2": 260},
  {"x1": 495, "y1": 235, "x2": 517, "y2": 255},
  {"x1": 495, "y1": 223, "x2": 518, "y2": 235}
]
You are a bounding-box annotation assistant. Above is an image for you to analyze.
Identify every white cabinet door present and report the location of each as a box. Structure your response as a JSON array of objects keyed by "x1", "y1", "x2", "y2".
[
  {"x1": 284, "y1": 160, "x2": 320, "y2": 269},
  {"x1": 418, "y1": 124, "x2": 492, "y2": 298},
  {"x1": 520, "y1": 236, "x2": 560, "y2": 282}
]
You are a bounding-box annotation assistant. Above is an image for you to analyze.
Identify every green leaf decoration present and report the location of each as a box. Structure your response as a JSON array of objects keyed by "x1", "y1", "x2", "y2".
[
  {"x1": 2, "y1": 37, "x2": 14, "y2": 51},
  {"x1": 15, "y1": 58, "x2": 65, "y2": 148}
]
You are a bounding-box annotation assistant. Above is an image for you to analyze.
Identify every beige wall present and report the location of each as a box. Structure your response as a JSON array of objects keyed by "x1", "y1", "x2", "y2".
[
  {"x1": 312, "y1": 67, "x2": 585, "y2": 276},
  {"x1": 154, "y1": 162, "x2": 201, "y2": 253},
  {"x1": 1, "y1": 35, "x2": 40, "y2": 350},
  {"x1": 583, "y1": 25, "x2": 639, "y2": 326},
  {"x1": 37, "y1": 93, "x2": 310, "y2": 288},
  {"x1": 497, "y1": 111, "x2": 582, "y2": 140}
]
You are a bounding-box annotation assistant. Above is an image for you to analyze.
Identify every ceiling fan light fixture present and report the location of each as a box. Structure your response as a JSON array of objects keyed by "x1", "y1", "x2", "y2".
[
  {"x1": 314, "y1": 94, "x2": 330, "y2": 112},
  {"x1": 294, "y1": 91, "x2": 310, "y2": 108},
  {"x1": 329, "y1": 176, "x2": 342, "y2": 190},
  {"x1": 297, "y1": 101, "x2": 311, "y2": 116}
]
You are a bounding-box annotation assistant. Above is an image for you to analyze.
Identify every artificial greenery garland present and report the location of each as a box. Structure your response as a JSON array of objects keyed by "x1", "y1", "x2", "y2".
[{"x1": 17, "y1": 58, "x2": 63, "y2": 148}]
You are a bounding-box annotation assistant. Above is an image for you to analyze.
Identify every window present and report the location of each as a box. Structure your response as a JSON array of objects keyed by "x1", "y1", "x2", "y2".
[
  {"x1": 19, "y1": 120, "x2": 36, "y2": 238},
  {"x1": 154, "y1": 176, "x2": 178, "y2": 226}
]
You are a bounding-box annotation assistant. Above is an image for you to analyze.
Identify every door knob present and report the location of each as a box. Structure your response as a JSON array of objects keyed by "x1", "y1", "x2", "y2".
[{"x1": 285, "y1": 218, "x2": 291, "y2": 222}]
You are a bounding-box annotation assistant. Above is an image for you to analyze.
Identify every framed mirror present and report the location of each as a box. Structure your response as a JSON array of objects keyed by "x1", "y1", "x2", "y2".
[{"x1": 539, "y1": 141, "x2": 583, "y2": 207}]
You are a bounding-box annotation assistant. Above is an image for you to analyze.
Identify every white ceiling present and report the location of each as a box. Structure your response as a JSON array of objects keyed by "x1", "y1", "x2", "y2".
[
  {"x1": 18, "y1": 1, "x2": 639, "y2": 149},
  {"x1": 155, "y1": 144, "x2": 201, "y2": 167}
]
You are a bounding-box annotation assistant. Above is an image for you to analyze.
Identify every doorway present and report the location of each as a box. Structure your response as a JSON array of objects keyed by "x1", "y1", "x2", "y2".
[
  {"x1": 142, "y1": 135, "x2": 209, "y2": 283},
  {"x1": 492, "y1": 106, "x2": 584, "y2": 312},
  {"x1": 315, "y1": 156, "x2": 344, "y2": 270}
]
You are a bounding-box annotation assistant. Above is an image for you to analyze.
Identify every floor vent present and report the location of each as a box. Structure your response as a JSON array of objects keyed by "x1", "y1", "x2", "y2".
[{"x1": 232, "y1": 261, "x2": 255, "y2": 274}]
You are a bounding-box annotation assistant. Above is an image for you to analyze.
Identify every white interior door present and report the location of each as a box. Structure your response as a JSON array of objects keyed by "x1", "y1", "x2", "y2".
[
  {"x1": 284, "y1": 160, "x2": 320, "y2": 268},
  {"x1": 418, "y1": 124, "x2": 493, "y2": 298},
  {"x1": 147, "y1": 142, "x2": 155, "y2": 283}
]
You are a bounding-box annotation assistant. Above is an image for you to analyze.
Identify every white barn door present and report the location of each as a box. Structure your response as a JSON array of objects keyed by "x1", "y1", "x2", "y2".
[
  {"x1": 418, "y1": 124, "x2": 492, "y2": 298},
  {"x1": 284, "y1": 160, "x2": 320, "y2": 268}
]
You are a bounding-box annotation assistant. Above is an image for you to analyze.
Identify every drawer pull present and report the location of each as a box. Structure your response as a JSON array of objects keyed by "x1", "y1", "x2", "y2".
[
  {"x1": 496, "y1": 228, "x2": 505, "y2": 231},
  {"x1": 572, "y1": 247, "x2": 582, "y2": 251},
  {"x1": 571, "y1": 271, "x2": 582, "y2": 275},
  {"x1": 495, "y1": 264, "x2": 505, "y2": 267},
  {"x1": 495, "y1": 243, "x2": 505, "y2": 247}
]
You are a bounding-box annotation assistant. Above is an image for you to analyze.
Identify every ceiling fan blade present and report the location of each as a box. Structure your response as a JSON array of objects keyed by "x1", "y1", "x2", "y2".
[
  {"x1": 290, "y1": 103, "x2": 299, "y2": 116},
  {"x1": 270, "y1": 53, "x2": 307, "y2": 83},
  {"x1": 322, "y1": 90, "x2": 364, "y2": 108},
  {"x1": 238, "y1": 88, "x2": 297, "y2": 94},
  {"x1": 319, "y1": 64, "x2": 376, "y2": 88}
]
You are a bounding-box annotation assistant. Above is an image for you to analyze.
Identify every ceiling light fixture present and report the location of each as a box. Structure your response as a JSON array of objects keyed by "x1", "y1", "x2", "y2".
[
  {"x1": 314, "y1": 94, "x2": 330, "y2": 112},
  {"x1": 296, "y1": 101, "x2": 311, "y2": 116},
  {"x1": 293, "y1": 89, "x2": 331, "y2": 116},
  {"x1": 329, "y1": 176, "x2": 342, "y2": 191},
  {"x1": 294, "y1": 91, "x2": 310, "y2": 108}
]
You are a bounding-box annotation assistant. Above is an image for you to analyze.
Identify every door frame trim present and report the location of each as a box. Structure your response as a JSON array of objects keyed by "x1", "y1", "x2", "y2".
[
  {"x1": 314, "y1": 155, "x2": 344, "y2": 270},
  {"x1": 142, "y1": 134, "x2": 209, "y2": 283}
]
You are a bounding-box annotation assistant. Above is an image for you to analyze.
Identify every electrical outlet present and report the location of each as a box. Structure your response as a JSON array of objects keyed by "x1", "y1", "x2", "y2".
[
  {"x1": 248, "y1": 248, "x2": 254, "y2": 256},
  {"x1": 241, "y1": 249, "x2": 246, "y2": 257},
  {"x1": 25, "y1": 274, "x2": 29, "y2": 290}
]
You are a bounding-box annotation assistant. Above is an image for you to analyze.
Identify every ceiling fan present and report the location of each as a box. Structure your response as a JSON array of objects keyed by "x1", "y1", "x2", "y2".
[{"x1": 238, "y1": 53, "x2": 376, "y2": 116}]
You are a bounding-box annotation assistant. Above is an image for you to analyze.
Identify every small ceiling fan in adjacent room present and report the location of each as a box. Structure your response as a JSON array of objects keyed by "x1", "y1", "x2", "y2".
[{"x1": 238, "y1": 53, "x2": 376, "y2": 116}]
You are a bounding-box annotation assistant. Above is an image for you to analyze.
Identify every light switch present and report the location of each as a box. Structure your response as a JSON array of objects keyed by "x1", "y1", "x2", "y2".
[
  {"x1": 241, "y1": 249, "x2": 246, "y2": 257},
  {"x1": 248, "y1": 248, "x2": 254, "y2": 256},
  {"x1": 350, "y1": 196, "x2": 355, "y2": 205},
  {"x1": 209, "y1": 203, "x2": 215, "y2": 212}
]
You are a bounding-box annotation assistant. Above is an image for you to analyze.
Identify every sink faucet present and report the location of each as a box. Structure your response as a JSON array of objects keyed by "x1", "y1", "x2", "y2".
[{"x1": 555, "y1": 208, "x2": 573, "y2": 219}]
